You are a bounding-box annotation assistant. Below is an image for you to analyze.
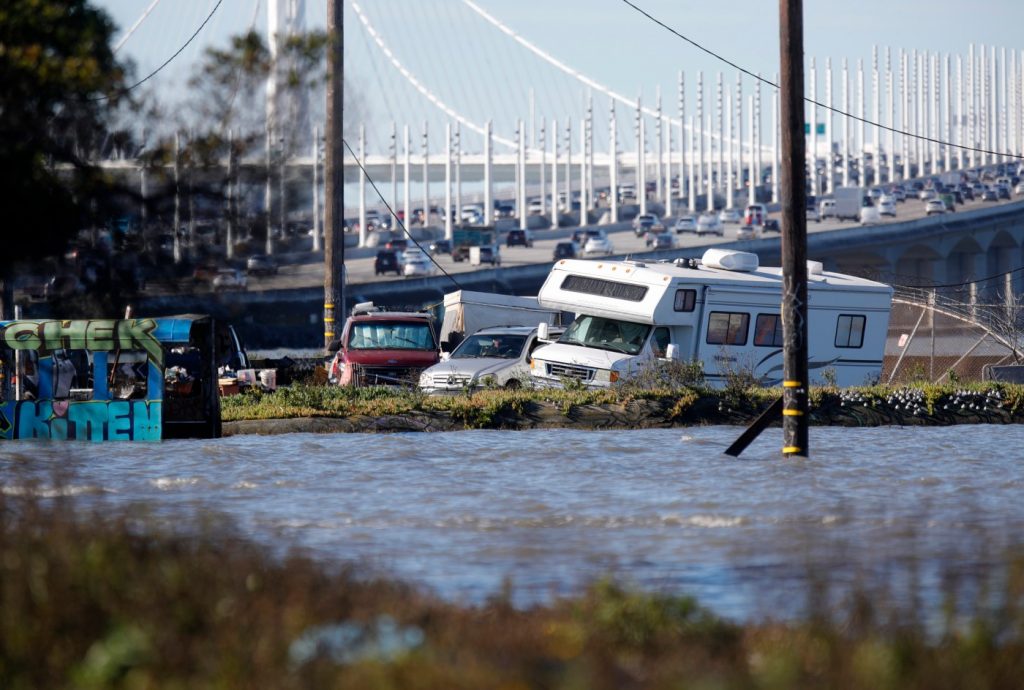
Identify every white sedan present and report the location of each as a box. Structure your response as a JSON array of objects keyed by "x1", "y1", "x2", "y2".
[
  {"x1": 582, "y1": 230, "x2": 615, "y2": 255},
  {"x1": 402, "y1": 248, "x2": 436, "y2": 277},
  {"x1": 878, "y1": 195, "x2": 897, "y2": 216},
  {"x1": 925, "y1": 199, "x2": 947, "y2": 216},
  {"x1": 673, "y1": 215, "x2": 697, "y2": 233},
  {"x1": 718, "y1": 208, "x2": 742, "y2": 224},
  {"x1": 696, "y1": 213, "x2": 724, "y2": 236}
]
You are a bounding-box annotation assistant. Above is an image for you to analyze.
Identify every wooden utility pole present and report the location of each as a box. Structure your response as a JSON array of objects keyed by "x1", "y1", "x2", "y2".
[
  {"x1": 324, "y1": 0, "x2": 345, "y2": 349},
  {"x1": 779, "y1": 0, "x2": 809, "y2": 457}
]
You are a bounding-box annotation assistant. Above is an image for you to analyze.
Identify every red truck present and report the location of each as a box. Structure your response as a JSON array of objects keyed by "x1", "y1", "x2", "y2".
[{"x1": 327, "y1": 302, "x2": 439, "y2": 386}]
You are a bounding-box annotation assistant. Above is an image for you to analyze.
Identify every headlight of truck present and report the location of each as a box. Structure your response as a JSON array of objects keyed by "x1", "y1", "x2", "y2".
[
  {"x1": 418, "y1": 371, "x2": 431, "y2": 387},
  {"x1": 593, "y1": 369, "x2": 619, "y2": 383}
]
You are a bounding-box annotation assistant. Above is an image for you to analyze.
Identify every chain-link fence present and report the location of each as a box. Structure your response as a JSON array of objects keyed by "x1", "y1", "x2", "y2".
[{"x1": 884, "y1": 287, "x2": 1024, "y2": 384}]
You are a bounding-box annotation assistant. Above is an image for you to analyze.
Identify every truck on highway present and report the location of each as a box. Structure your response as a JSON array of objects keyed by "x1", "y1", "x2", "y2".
[
  {"x1": 832, "y1": 186, "x2": 864, "y2": 221},
  {"x1": 451, "y1": 227, "x2": 498, "y2": 263}
]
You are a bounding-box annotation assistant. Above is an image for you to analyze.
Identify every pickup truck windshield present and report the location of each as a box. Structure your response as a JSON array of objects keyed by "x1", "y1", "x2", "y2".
[
  {"x1": 451, "y1": 334, "x2": 528, "y2": 359},
  {"x1": 558, "y1": 315, "x2": 651, "y2": 355},
  {"x1": 348, "y1": 321, "x2": 436, "y2": 350}
]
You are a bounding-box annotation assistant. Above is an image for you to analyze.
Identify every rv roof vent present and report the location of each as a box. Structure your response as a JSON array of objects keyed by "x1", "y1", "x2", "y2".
[
  {"x1": 701, "y1": 248, "x2": 759, "y2": 272},
  {"x1": 807, "y1": 260, "x2": 824, "y2": 275}
]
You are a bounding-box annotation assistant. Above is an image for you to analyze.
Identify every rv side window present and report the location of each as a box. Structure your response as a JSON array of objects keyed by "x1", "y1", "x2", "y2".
[
  {"x1": 674, "y1": 289, "x2": 696, "y2": 312},
  {"x1": 835, "y1": 314, "x2": 866, "y2": 348},
  {"x1": 706, "y1": 312, "x2": 749, "y2": 346},
  {"x1": 753, "y1": 314, "x2": 784, "y2": 347}
]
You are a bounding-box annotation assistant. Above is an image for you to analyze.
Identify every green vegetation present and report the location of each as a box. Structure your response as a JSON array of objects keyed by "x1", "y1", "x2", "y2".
[
  {"x1": 222, "y1": 379, "x2": 1024, "y2": 431},
  {"x1": 2, "y1": 493, "x2": 1024, "y2": 689},
  {"x1": 0, "y1": 0, "x2": 127, "y2": 283}
]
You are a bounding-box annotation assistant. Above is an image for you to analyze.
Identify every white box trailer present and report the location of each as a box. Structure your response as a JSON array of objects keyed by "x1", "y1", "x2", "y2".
[
  {"x1": 832, "y1": 186, "x2": 864, "y2": 221},
  {"x1": 439, "y1": 290, "x2": 563, "y2": 353},
  {"x1": 530, "y1": 249, "x2": 893, "y2": 389}
]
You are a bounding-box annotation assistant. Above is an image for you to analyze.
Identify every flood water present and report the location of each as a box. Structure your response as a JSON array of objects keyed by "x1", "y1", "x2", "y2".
[{"x1": 4, "y1": 425, "x2": 1024, "y2": 622}]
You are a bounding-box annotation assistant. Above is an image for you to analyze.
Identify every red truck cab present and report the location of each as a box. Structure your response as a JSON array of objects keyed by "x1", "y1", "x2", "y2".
[{"x1": 327, "y1": 303, "x2": 439, "y2": 386}]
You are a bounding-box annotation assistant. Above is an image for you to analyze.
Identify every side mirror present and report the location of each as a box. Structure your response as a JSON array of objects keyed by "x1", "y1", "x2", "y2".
[
  {"x1": 327, "y1": 339, "x2": 342, "y2": 353},
  {"x1": 537, "y1": 322, "x2": 549, "y2": 341},
  {"x1": 665, "y1": 343, "x2": 680, "y2": 361},
  {"x1": 440, "y1": 339, "x2": 451, "y2": 352}
]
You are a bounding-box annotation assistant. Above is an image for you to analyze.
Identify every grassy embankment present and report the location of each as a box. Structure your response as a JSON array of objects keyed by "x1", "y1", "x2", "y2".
[
  {"x1": 221, "y1": 371, "x2": 1024, "y2": 431},
  {"x1": 2, "y1": 492, "x2": 1024, "y2": 689}
]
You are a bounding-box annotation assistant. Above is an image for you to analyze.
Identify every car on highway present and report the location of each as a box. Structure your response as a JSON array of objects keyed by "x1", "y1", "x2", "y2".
[
  {"x1": 374, "y1": 250, "x2": 402, "y2": 276},
  {"x1": 649, "y1": 231, "x2": 674, "y2": 249},
  {"x1": 878, "y1": 195, "x2": 897, "y2": 217},
  {"x1": 890, "y1": 185, "x2": 907, "y2": 202},
  {"x1": 632, "y1": 213, "x2": 662, "y2": 237},
  {"x1": 460, "y1": 205, "x2": 485, "y2": 223},
  {"x1": 982, "y1": 187, "x2": 999, "y2": 202},
  {"x1": 696, "y1": 212, "x2": 724, "y2": 236},
  {"x1": 859, "y1": 199, "x2": 881, "y2": 225},
  {"x1": 527, "y1": 198, "x2": 545, "y2": 215},
  {"x1": 718, "y1": 208, "x2": 742, "y2": 224},
  {"x1": 385, "y1": 238, "x2": 409, "y2": 253},
  {"x1": 1015, "y1": 182, "x2": 1024, "y2": 196},
  {"x1": 402, "y1": 248, "x2": 436, "y2": 278},
  {"x1": 761, "y1": 218, "x2": 781, "y2": 233},
  {"x1": 806, "y1": 196, "x2": 820, "y2": 222},
  {"x1": 212, "y1": 268, "x2": 247, "y2": 291},
  {"x1": 506, "y1": 229, "x2": 533, "y2": 248},
  {"x1": 245, "y1": 254, "x2": 278, "y2": 277},
  {"x1": 673, "y1": 215, "x2": 697, "y2": 233},
  {"x1": 582, "y1": 229, "x2": 614, "y2": 255},
  {"x1": 925, "y1": 198, "x2": 947, "y2": 215},
  {"x1": 553, "y1": 242, "x2": 577, "y2": 260},
  {"x1": 743, "y1": 203, "x2": 767, "y2": 226},
  {"x1": 428, "y1": 239, "x2": 451, "y2": 255},
  {"x1": 735, "y1": 224, "x2": 761, "y2": 241},
  {"x1": 819, "y1": 199, "x2": 836, "y2": 219},
  {"x1": 997, "y1": 184, "x2": 1011, "y2": 199}
]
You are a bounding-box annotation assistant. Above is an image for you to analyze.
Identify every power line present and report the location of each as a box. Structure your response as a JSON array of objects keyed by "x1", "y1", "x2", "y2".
[
  {"x1": 341, "y1": 138, "x2": 464, "y2": 292},
  {"x1": 92, "y1": 0, "x2": 225, "y2": 101},
  {"x1": 619, "y1": 0, "x2": 1024, "y2": 161}
]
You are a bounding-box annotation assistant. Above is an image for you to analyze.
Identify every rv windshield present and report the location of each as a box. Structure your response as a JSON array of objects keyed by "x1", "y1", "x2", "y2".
[
  {"x1": 559, "y1": 315, "x2": 650, "y2": 355},
  {"x1": 450, "y1": 333, "x2": 528, "y2": 360}
]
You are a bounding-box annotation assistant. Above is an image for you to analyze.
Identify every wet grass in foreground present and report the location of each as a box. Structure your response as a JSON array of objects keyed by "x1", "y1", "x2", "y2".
[
  {"x1": 221, "y1": 380, "x2": 1024, "y2": 429},
  {"x1": 2, "y1": 493, "x2": 1024, "y2": 689}
]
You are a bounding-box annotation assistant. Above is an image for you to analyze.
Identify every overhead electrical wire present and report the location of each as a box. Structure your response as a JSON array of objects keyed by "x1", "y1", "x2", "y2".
[
  {"x1": 92, "y1": 0, "x2": 226, "y2": 101},
  {"x1": 341, "y1": 138, "x2": 464, "y2": 292},
  {"x1": 619, "y1": 0, "x2": 1024, "y2": 160}
]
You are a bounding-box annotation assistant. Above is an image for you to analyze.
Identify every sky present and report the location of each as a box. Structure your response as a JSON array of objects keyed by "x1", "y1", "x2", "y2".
[{"x1": 92, "y1": 0, "x2": 1024, "y2": 151}]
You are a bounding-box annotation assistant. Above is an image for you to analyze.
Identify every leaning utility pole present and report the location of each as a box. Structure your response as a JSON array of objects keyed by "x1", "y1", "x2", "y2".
[
  {"x1": 779, "y1": 0, "x2": 809, "y2": 457},
  {"x1": 324, "y1": 0, "x2": 345, "y2": 349}
]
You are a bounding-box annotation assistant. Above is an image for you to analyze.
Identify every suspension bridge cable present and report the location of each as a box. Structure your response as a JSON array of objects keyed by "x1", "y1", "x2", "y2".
[
  {"x1": 349, "y1": 0, "x2": 517, "y2": 150},
  {"x1": 113, "y1": 0, "x2": 163, "y2": 53},
  {"x1": 439, "y1": 2, "x2": 481, "y2": 138},
  {"x1": 353, "y1": 14, "x2": 399, "y2": 136},
  {"x1": 341, "y1": 137, "x2": 464, "y2": 292},
  {"x1": 91, "y1": 0, "x2": 225, "y2": 101},
  {"x1": 619, "y1": 0, "x2": 1024, "y2": 161}
]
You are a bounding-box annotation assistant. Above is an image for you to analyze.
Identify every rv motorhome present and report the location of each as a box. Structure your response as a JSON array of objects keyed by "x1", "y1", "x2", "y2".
[{"x1": 529, "y1": 249, "x2": 893, "y2": 389}]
